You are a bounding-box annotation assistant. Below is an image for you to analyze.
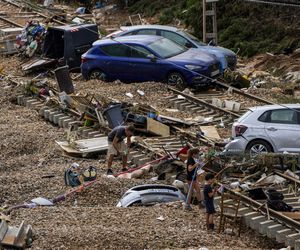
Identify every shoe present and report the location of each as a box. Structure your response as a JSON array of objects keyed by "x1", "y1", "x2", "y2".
[
  {"x1": 184, "y1": 204, "x2": 193, "y2": 211},
  {"x1": 208, "y1": 224, "x2": 215, "y2": 231},
  {"x1": 106, "y1": 169, "x2": 113, "y2": 175},
  {"x1": 198, "y1": 202, "x2": 205, "y2": 209},
  {"x1": 121, "y1": 167, "x2": 129, "y2": 172}
]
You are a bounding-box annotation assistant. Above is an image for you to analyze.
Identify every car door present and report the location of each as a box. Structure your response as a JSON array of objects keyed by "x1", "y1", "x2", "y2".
[
  {"x1": 100, "y1": 44, "x2": 133, "y2": 81},
  {"x1": 127, "y1": 44, "x2": 169, "y2": 82},
  {"x1": 263, "y1": 108, "x2": 300, "y2": 152}
]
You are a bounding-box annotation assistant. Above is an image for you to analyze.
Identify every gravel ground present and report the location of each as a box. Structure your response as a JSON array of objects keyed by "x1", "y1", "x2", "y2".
[{"x1": 0, "y1": 64, "x2": 283, "y2": 249}]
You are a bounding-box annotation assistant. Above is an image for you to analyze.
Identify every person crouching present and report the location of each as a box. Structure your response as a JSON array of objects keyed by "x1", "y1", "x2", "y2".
[{"x1": 106, "y1": 125, "x2": 135, "y2": 175}]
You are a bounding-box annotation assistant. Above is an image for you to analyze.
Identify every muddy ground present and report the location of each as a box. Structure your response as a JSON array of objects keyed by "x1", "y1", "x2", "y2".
[{"x1": 0, "y1": 66, "x2": 284, "y2": 249}]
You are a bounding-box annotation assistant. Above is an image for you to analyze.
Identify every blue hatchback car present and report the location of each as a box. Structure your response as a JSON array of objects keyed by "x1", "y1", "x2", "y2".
[
  {"x1": 81, "y1": 35, "x2": 221, "y2": 87},
  {"x1": 106, "y1": 25, "x2": 237, "y2": 72}
]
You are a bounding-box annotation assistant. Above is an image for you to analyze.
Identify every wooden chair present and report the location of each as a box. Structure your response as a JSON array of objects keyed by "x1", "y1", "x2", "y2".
[{"x1": 218, "y1": 192, "x2": 243, "y2": 236}]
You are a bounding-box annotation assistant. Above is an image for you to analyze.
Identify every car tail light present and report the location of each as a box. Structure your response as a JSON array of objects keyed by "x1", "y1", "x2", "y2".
[
  {"x1": 81, "y1": 57, "x2": 89, "y2": 63},
  {"x1": 235, "y1": 125, "x2": 248, "y2": 136}
]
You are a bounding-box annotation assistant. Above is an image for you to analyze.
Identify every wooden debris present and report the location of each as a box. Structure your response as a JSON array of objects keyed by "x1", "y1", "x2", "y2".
[{"x1": 146, "y1": 118, "x2": 170, "y2": 137}]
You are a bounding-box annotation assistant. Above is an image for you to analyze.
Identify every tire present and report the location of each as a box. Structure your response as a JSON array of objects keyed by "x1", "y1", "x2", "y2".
[
  {"x1": 89, "y1": 69, "x2": 106, "y2": 80},
  {"x1": 167, "y1": 72, "x2": 186, "y2": 90},
  {"x1": 246, "y1": 140, "x2": 272, "y2": 157}
]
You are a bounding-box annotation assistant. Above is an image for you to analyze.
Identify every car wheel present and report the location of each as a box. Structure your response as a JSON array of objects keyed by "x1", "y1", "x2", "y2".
[
  {"x1": 246, "y1": 140, "x2": 272, "y2": 157},
  {"x1": 89, "y1": 69, "x2": 106, "y2": 80},
  {"x1": 167, "y1": 72, "x2": 186, "y2": 90}
]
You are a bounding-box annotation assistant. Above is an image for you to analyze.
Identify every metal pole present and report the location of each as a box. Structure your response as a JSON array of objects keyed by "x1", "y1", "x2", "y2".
[
  {"x1": 202, "y1": 0, "x2": 206, "y2": 43},
  {"x1": 212, "y1": 2, "x2": 218, "y2": 44}
]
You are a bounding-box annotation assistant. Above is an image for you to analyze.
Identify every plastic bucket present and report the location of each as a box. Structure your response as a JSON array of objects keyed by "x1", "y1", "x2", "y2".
[
  {"x1": 54, "y1": 65, "x2": 74, "y2": 94},
  {"x1": 103, "y1": 104, "x2": 123, "y2": 128}
]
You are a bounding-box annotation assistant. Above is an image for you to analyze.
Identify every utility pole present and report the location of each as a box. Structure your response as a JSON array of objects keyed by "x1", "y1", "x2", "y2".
[{"x1": 202, "y1": 0, "x2": 218, "y2": 44}]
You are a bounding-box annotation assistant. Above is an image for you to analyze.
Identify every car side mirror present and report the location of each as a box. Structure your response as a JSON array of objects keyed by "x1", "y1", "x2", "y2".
[
  {"x1": 147, "y1": 54, "x2": 157, "y2": 63},
  {"x1": 208, "y1": 40, "x2": 216, "y2": 46},
  {"x1": 185, "y1": 42, "x2": 193, "y2": 48}
]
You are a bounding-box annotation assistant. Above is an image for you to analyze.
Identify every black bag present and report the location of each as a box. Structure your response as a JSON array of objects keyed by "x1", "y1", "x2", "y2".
[
  {"x1": 266, "y1": 189, "x2": 284, "y2": 201},
  {"x1": 82, "y1": 166, "x2": 97, "y2": 182},
  {"x1": 267, "y1": 200, "x2": 293, "y2": 212},
  {"x1": 248, "y1": 188, "x2": 267, "y2": 200}
]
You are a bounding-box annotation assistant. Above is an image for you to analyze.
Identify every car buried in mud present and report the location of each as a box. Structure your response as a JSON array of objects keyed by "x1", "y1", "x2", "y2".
[
  {"x1": 116, "y1": 184, "x2": 186, "y2": 207},
  {"x1": 81, "y1": 35, "x2": 221, "y2": 88}
]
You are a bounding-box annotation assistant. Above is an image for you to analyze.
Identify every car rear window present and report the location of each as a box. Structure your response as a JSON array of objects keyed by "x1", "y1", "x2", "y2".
[{"x1": 237, "y1": 110, "x2": 252, "y2": 122}]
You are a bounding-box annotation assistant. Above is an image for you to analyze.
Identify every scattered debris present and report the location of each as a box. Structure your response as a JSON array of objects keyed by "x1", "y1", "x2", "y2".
[
  {"x1": 56, "y1": 137, "x2": 108, "y2": 157},
  {"x1": 156, "y1": 215, "x2": 165, "y2": 221},
  {"x1": 0, "y1": 220, "x2": 33, "y2": 249}
]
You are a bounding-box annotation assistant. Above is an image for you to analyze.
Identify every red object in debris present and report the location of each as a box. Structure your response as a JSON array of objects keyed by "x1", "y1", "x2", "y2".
[{"x1": 175, "y1": 145, "x2": 190, "y2": 157}]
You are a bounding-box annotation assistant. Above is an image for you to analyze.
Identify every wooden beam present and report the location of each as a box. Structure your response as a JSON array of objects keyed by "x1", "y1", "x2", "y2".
[{"x1": 0, "y1": 16, "x2": 23, "y2": 28}]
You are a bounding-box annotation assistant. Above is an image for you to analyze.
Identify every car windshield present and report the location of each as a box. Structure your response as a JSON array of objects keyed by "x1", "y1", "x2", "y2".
[
  {"x1": 148, "y1": 38, "x2": 187, "y2": 58},
  {"x1": 179, "y1": 31, "x2": 206, "y2": 46}
]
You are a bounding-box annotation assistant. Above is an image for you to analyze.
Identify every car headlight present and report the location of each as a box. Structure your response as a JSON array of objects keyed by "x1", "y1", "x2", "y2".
[{"x1": 185, "y1": 64, "x2": 203, "y2": 71}]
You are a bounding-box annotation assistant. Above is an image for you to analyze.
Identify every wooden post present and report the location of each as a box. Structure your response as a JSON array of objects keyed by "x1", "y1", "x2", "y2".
[
  {"x1": 202, "y1": 0, "x2": 218, "y2": 45},
  {"x1": 202, "y1": 0, "x2": 206, "y2": 43},
  {"x1": 212, "y1": 1, "x2": 218, "y2": 44}
]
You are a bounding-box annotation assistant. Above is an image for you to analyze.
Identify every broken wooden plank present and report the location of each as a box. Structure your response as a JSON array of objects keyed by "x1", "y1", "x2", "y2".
[
  {"x1": 0, "y1": 220, "x2": 8, "y2": 241},
  {"x1": 280, "y1": 212, "x2": 300, "y2": 220},
  {"x1": 159, "y1": 115, "x2": 194, "y2": 126},
  {"x1": 56, "y1": 137, "x2": 108, "y2": 156},
  {"x1": 1, "y1": 226, "x2": 18, "y2": 246},
  {"x1": 200, "y1": 126, "x2": 221, "y2": 140},
  {"x1": 146, "y1": 118, "x2": 170, "y2": 137}
]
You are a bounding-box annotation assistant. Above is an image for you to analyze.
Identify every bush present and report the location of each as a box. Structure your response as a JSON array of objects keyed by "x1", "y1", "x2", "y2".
[{"x1": 128, "y1": 0, "x2": 300, "y2": 57}]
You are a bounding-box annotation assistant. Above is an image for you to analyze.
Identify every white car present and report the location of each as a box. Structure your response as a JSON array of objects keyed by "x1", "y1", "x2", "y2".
[{"x1": 223, "y1": 104, "x2": 300, "y2": 157}]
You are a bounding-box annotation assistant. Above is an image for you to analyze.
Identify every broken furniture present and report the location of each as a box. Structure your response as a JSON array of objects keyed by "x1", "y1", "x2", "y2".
[
  {"x1": 0, "y1": 220, "x2": 33, "y2": 249},
  {"x1": 56, "y1": 136, "x2": 108, "y2": 157},
  {"x1": 218, "y1": 192, "x2": 243, "y2": 236},
  {"x1": 116, "y1": 184, "x2": 185, "y2": 207}
]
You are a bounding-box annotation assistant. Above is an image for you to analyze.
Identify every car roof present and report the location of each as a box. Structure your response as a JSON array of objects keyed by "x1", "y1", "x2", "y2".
[
  {"x1": 249, "y1": 104, "x2": 300, "y2": 111},
  {"x1": 120, "y1": 25, "x2": 179, "y2": 32},
  {"x1": 49, "y1": 24, "x2": 97, "y2": 32},
  {"x1": 93, "y1": 35, "x2": 163, "y2": 46}
]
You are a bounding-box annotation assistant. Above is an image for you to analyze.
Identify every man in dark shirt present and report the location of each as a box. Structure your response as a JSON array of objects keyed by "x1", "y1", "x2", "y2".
[
  {"x1": 204, "y1": 172, "x2": 217, "y2": 231},
  {"x1": 107, "y1": 125, "x2": 135, "y2": 175}
]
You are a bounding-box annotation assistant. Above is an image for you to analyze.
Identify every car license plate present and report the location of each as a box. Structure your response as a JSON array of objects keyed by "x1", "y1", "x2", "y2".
[{"x1": 211, "y1": 69, "x2": 219, "y2": 77}]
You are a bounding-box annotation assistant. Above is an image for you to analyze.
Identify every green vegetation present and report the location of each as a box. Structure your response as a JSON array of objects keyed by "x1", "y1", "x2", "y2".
[{"x1": 128, "y1": 0, "x2": 300, "y2": 57}]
